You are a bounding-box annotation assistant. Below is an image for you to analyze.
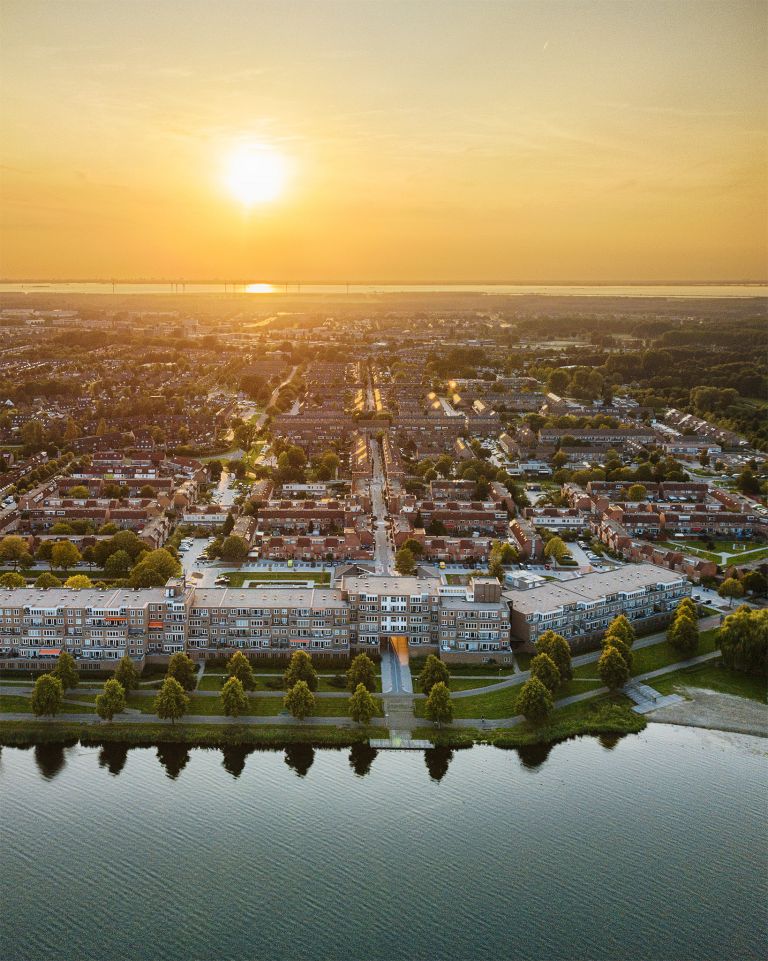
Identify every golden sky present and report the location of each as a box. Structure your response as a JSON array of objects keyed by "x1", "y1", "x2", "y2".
[{"x1": 1, "y1": 0, "x2": 766, "y2": 282}]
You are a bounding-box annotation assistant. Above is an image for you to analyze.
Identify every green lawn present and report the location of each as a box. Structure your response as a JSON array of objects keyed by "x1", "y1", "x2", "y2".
[
  {"x1": 652, "y1": 661, "x2": 766, "y2": 703},
  {"x1": 630, "y1": 628, "x2": 718, "y2": 675},
  {"x1": 198, "y1": 673, "x2": 381, "y2": 693},
  {"x1": 123, "y1": 692, "x2": 382, "y2": 719},
  {"x1": 220, "y1": 570, "x2": 331, "y2": 588},
  {"x1": 413, "y1": 677, "x2": 502, "y2": 694},
  {"x1": 0, "y1": 694, "x2": 94, "y2": 715}
]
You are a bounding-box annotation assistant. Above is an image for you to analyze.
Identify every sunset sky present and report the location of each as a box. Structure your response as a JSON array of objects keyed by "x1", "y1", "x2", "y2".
[{"x1": 1, "y1": 0, "x2": 766, "y2": 282}]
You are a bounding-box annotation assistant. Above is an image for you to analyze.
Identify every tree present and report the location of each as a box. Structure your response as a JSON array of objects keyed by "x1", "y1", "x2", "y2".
[
  {"x1": 128, "y1": 548, "x2": 181, "y2": 587},
  {"x1": 394, "y1": 546, "x2": 416, "y2": 575},
  {"x1": 114, "y1": 653, "x2": 140, "y2": 693},
  {"x1": 402, "y1": 537, "x2": 424, "y2": 557},
  {"x1": 0, "y1": 571, "x2": 25, "y2": 588},
  {"x1": 284, "y1": 679, "x2": 315, "y2": 719},
  {"x1": 96, "y1": 679, "x2": 126, "y2": 721},
  {"x1": 418, "y1": 654, "x2": 449, "y2": 695},
  {"x1": 34, "y1": 572, "x2": 62, "y2": 589},
  {"x1": 226, "y1": 650, "x2": 256, "y2": 691},
  {"x1": 220, "y1": 535, "x2": 249, "y2": 562},
  {"x1": 535, "y1": 630, "x2": 573, "y2": 682},
  {"x1": 346, "y1": 652, "x2": 377, "y2": 693},
  {"x1": 154, "y1": 676, "x2": 190, "y2": 724},
  {"x1": 668, "y1": 612, "x2": 699, "y2": 656},
  {"x1": 516, "y1": 676, "x2": 553, "y2": 724},
  {"x1": 349, "y1": 683, "x2": 377, "y2": 724},
  {"x1": 543, "y1": 536, "x2": 568, "y2": 563},
  {"x1": 719, "y1": 578, "x2": 745, "y2": 608},
  {"x1": 221, "y1": 676, "x2": 249, "y2": 717},
  {"x1": 742, "y1": 571, "x2": 768, "y2": 597},
  {"x1": 222, "y1": 512, "x2": 235, "y2": 536},
  {"x1": 51, "y1": 540, "x2": 81, "y2": 573},
  {"x1": 54, "y1": 649, "x2": 79, "y2": 691},
  {"x1": 424, "y1": 681, "x2": 453, "y2": 727},
  {"x1": 603, "y1": 633, "x2": 633, "y2": 672},
  {"x1": 68, "y1": 484, "x2": 89, "y2": 499},
  {"x1": 676, "y1": 596, "x2": 697, "y2": 619},
  {"x1": 161, "y1": 654, "x2": 195, "y2": 695},
  {"x1": 0, "y1": 535, "x2": 31, "y2": 570},
  {"x1": 605, "y1": 614, "x2": 635, "y2": 647},
  {"x1": 718, "y1": 606, "x2": 768, "y2": 677},
  {"x1": 626, "y1": 484, "x2": 647, "y2": 501},
  {"x1": 284, "y1": 649, "x2": 318, "y2": 691},
  {"x1": 64, "y1": 575, "x2": 93, "y2": 589},
  {"x1": 104, "y1": 549, "x2": 132, "y2": 577},
  {"x1": 736, "y1": 469, "x2": 760, "y2": 495},
  {"x1": 529, "y1": 652, "x2": 561, "y2": 694},
  {"x1": 31, "y1": 673, "x2": 63, "y2": 717},
  {"x1": 598, "y1": 645, "x2": 630, "y2": 690}
]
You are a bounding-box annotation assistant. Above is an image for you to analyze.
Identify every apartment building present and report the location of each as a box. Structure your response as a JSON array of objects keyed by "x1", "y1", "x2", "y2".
[{"x1": 506, "y1": 564, "x2": 691, "y2": 648}]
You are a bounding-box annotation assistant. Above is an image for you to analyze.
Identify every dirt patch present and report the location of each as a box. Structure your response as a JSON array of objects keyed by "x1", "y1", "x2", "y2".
[{"x1": 648, "y1": 686, "x2": 768, "y2": 738}]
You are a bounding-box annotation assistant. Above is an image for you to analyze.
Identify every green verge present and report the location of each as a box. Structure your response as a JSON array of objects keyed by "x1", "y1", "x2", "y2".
[
  {"x1": 220, "y1": 571, "x2": 331, "y2": 587},
  {"x1": 0, "y1": 720, "x2": 384, "y2": 748},
  {"x1": 413, "y1": 695, "x2": 645, "y2": 747},
  {"x1": 651, "y1": 660, "x2": 767, "y2": 704},
  {"x1": 0, "y1": 695, "x2": 93, "y2": 715}
]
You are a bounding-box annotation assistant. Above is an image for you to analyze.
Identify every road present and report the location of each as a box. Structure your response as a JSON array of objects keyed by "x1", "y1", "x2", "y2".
[
  {"x1": 255, "y1": 365, "x2": 297, "y2": 430},
  {"x1": 369, "y1": 440, "x2": 394, "y2": 575}
]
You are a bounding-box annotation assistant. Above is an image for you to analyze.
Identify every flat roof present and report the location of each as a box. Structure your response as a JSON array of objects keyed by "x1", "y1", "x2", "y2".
[
  {"x1": 192, "y1": 586, "x2": 347, "y2": 608},
  {"x1": 504, "y1": 564, "x2": 686, "y2": 615},
  {"x1": 0, "y1": 587, "x2": 169, "y2": 608},
  {"x1": 339, "y1": 575, "x2": 441, "y2": 594}
]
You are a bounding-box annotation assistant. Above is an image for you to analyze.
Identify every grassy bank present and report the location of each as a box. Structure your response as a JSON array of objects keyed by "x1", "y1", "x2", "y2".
[
  {"x1": 0, "y1": 720, "x2": 383, "y2": 748},
  {"x1": 651, "y1": 660, "x2": 766, "y2": 703}
]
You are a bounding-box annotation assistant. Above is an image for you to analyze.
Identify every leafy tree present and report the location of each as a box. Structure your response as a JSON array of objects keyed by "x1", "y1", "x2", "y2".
[
  {"x1": 284, "y1": 649, "x2": 318, "y2": 691},
  {"x1": 718, "y1": 606, "x2": 768, "y2": 677},
  {"x1": 114, "y1": 653, "x2": 140, "y2": 693},
  {"x1": 742, "y1": 571, "x2": 768, "y2": 597},
  {"x1": 543, "y1": 536, "x2": 568, "y2": 563},
  {"x1": 517, "y1": 676, "x2": 553, "y2": 724},
  {"x1": 154, "y1": 676, "x2": 190, "y2": 724},
  {"x1": 166, "y1": 651, "x2": 198, "y2": 691},
  {"x1": 418, "y1": 654, "x2": 449, "y2": 695},
  {"x1": 424, "y1": 681, "x2": 453, "y2": 727},
  {"x1": 64, "y1": 575, "x2": 93, "y2": 589},
  {"x1": 667, "y1": 612, "x2": 699, "y2": 656},
  {"x1": 128, "y1": 548, "x2": 181, "y2": 587},
  {"x1": 220, "y1": 535, "x2": 249, "y2": 562},
  {"x1": 349, "y1": 683, "x2": 377, "y2": 724},
  {"x1": 626, "y1": 483, "x2": 647, "y2": 501},
  {"x1": 736, "y1": 469, "x2": 760, "y2": 495},
  {"x1": 598, "y1": 645, "x2": 630, "y2": 690},
  {"x1": 34, "y1": 572, "x2": 62, "y2": 588},
  {"x1": 0, "y1": 535, "x2": 32, "y2": 570},
  {"x1": 719, "y1": 578, "x2": 745, "y2": 608},
  {"x1": 104, "y1": 549, "x2": 133, "y2": 577},
  {"x1": 51, "y1": 540, "x2": 81, "y2": 573},
  {"x1": 31, "y1": 673, "x2": 63, "y2": 717},
  {"x1": 69, "y1": 485, "x2": 89, "y2": 499},
  {"x1": 394, "y1": 546, "x2": 416, "y2": 575},
  {"x1": 284, "y1": 679, "x2": 315, "y2": 719},
  {"x1": 605, "y1": 614, "x2": 635, "y2": 647},
  {"x1": 603, "y1": 633, "x2": 633, "y2": 672},
  {"x1": 535, "y1": 630, "x2": 573, "y2": 681},
  {"x1": 0, "y1": 571, "x2": 25, "y2": 588},
  {"x1": 346, "y1": 652, "x2": 377, "y2": 693},
  {"x1": 529, "y1": 652, "x2": 561, "y2": 694},
  {"x1": 96, "y1": 679, "x2": 126, "y2": 721},
  {"x1": 226, "y1": 650, "x2": 256, "y2": 691},
  {"x1": 402, "y1": 537, "x2": 424, "y2": 557},
  {"x1": 221, "y1": 676, "x2": 249, "y2": 717},
  {"x1": 222, "y1": 512, "x2": 235, "y2": 536},
  {"x1": 54, "y1": 649, "x2": 79, "y2": 691},
  {"x1": 676, "y1": 596, "x2": 697, "y2": 618}
]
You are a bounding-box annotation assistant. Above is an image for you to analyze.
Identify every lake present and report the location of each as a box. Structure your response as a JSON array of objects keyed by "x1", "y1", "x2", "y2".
[{"x1": 1, "y1": 726, "x2": 765, "y2": 961}]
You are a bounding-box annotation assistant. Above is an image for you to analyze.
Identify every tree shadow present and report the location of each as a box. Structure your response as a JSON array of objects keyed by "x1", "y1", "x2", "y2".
[
  {"x1": 98, "y1": 742, "x2": 129, "y2": 776},
  {"x1": 221, "y1": 744, "x2": 255, "y2": 778},
  {"x1": 156, "y1": 742, "x2": 190, "y2": 779},
  {"x1": 284, "y1": 743, "x2": 314, "y2": 777},
  {"x1": 515, "y1": 741, "x2": 554, "y2": 770},
  {"x1": 424, "y1": 747, "x2": 453, "y2": 782},
  {"x1": 348, "y1": 742, "x2": 377, "y2": 778},
  {"x1": 34, "y1": 741, "x2": 75, "y2": 781}
]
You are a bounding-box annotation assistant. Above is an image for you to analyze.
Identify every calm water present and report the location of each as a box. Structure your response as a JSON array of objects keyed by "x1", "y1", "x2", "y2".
[
  {"x1": 0, "y1": 282, "x2": 766, "y2": 298},
  {"x1": 1, "y1": 726, "x2": 766, "y2": 961}
]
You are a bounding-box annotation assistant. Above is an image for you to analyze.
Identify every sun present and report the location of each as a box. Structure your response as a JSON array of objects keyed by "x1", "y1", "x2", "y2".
[{"x1": 224, "y1": 143, "x2": 286, "y2": 206}]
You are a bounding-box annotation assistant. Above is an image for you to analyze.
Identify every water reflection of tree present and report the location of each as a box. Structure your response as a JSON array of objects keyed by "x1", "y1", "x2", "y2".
[
  {"x1": 516, "y1": 741, "x2": 553, "y2": 770},
  {"x1": 221, "y1": 744, "x2": 255, "y2": 778},
  {"x1": 348, "y1": 742, "x2": 377, "y2": 778},
  {"x1": 98, "y1": 743, "x2": 129, "y2": 776},
  {"x1": 284, "y1": 743, "x2": 314, "y2": 777},
  {"x1": 598, "y1": 733, "x2": 621, "y2": 751},
  {"x1": 156, "y1": 742, "x2": 190, "y2": 779},
  {"x1": 34, "y1": 741, "x2": 74, "y2": 780},
  {"x1": 424, "y1": 747, "x2": 453, "y2": 782}
]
